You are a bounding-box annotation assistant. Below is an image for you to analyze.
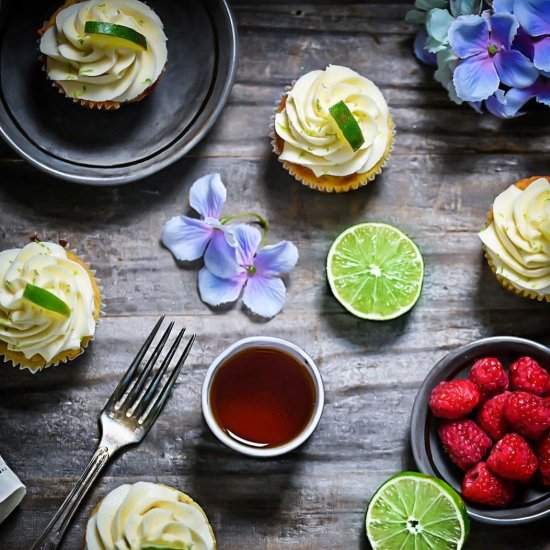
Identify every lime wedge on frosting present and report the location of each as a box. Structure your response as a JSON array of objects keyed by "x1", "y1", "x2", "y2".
[
  {"x1": 366, "y1": 472, "x2": 469, "y2": 550},
  {"x1": 329, "y1": 100, "x2": 365, "y2": 151},
  {"x1": 327, "y1": 223, "x2": 424, "y2": 320},
  {"x1": 84, "y1": 21, "x2": 147, "y2": 51},
  {"x1": 23, "y1": 283, "x2": 70, "y2": 318}
]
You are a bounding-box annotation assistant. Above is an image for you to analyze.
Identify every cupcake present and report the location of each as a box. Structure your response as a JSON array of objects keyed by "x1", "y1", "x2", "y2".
[
  {"x1": 85, "y1": 482, "x2": 217, "y2": 550},
  {"x1": 0, "y1": 241, "x2": 101, "y2": 372},
  {"x1": 479, "y1": 176, "x2": 550, "y2": 302},
  {"x1": 273, "y1": 65, "x2": 394, "y2": 193},
  {"x1": 38, "y1": 0, "x2": 168, "y2": 110}
]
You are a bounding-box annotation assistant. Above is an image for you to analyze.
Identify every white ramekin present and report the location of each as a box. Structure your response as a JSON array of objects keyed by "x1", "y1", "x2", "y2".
[{"x1": 201, "y1": 336, "x2": 324, "y2": 458}]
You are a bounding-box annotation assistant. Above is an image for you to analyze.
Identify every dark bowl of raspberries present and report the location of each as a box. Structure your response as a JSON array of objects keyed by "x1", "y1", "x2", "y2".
[{"x1": 411, "y1": 336, "x2": 550, "y2": 525}]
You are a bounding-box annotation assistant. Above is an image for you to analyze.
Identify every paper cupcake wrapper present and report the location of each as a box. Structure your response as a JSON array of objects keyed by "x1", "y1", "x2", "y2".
[
  {"x1": 1, "y1": 245, "x2": 104, "y2": 374},
  {"x1": 0, "y1": 455, "x2": 26, "y2": 525},
  {"x1": 484, "y1": 248, "x2": 550, "y2": 303},
  {"x1": 270, "y1": 85, "x2": 395, "y2": 193}
]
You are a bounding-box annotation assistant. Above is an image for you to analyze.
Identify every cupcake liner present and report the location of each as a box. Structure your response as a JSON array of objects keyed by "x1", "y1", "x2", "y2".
[
  {"x1": 84, "y1": 484, "x2": 217, "y2": 550},
  {"x1": 0, "y1": 245, "x2": 103, "y2": 374},
  {"x1": 270, "y1": 87, "x2": 395, "y2": 193},
  {"x1": 38, "y1": 0, "x2": 163, "y2": 110},
  {"x1": 483, "y1": 176, "x2": 550, "y2": 303}
]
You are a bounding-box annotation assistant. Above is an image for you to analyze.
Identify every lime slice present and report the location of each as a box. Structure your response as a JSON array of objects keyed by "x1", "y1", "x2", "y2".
[
  {"x1": 326, "y1": 223, "x2": 424, "y2": 320},
  {"x1": 84, "y1": 21, "x2": 147, "y2": 51},
  {"x1": 329, "y1": 100, "x2": 365, "y2": 151},
  {"x1": 23, "y1": 283, "x2": 70, "y2": 318},
  {"x1": 366, "y1": 472, "x2": 469, "y2": 550}
]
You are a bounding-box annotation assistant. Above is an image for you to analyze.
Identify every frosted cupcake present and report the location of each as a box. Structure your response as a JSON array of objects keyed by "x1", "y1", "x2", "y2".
[
  {"x1": 85, "y1": 482, "x2": 217, "y2": 550},
  {"x1": 0, "y1": 241, "x2": 101, "y2": 372},
  {"x1": 39, "y1": 0, "x2": 168, "y2": 110},
  {"x1": 273, "y1": 65, "x2": 394, "y2": 193},
  {"x1": 479, "y1": 176, "x2": 550, "y2": 302}
]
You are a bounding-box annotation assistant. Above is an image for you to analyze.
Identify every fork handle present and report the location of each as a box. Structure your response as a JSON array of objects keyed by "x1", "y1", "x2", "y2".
[{"x1": 30, "y1": 445, "x2": 112, "y2": 550}]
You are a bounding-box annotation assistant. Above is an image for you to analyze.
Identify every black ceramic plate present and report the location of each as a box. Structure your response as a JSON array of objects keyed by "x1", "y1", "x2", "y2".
[
  {"x1": 0, "y1": 0, "x2": 238, "y2": 185},
  {"x1": 411, "y1": 337, "x2": 550, "y2": 525}
]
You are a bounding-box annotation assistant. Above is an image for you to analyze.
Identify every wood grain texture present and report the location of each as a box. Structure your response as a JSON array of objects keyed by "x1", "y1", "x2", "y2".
[{"x1": 1, "y1": 2, "x2": 550, "y2": 549}]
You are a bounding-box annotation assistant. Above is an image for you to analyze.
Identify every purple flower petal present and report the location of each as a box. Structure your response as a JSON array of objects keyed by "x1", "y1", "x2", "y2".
[
  {"x1": 512, "y1": 27, "x2": 535, "y2": 60},
  {"x1": 492, "y1": 0, "x2": 514, "y2": 13},
  {"x1": 449, "y1": 15, "x2": 490, "y2": 58},
  {"x1": 232, "y1": 224, "x2": 262, "y2": 267},
  {"x1": 533, "y1": 36, "x2": 550, "y2": 72},
  {"x1": 494, "y1": 48, "x2": 539, "y2": 88},
  {"x1": 534, "y1": 78, "x2": 550, "y2": 106},
  {"x1": 453, "y1": 55, "x2": 500, "y2": 101},
  {"x1": 161, "y1": 216, "x2": 213, "y2": 261},
  {"x1": 514, "y1": 0, "x2": 550, "y2": 37},
  {"x1": 489, "y1": 13, "x2": 518, "y2": 48},
  {"x1": 198, "y1": 268, "x2": 245, "y2": 307},
  {"x1": 255, "y1": 241, "x2": 299, "y2": 277},
  {"x1": 242, "y1": 275, "x2": 286, "y2": 318},
  {"x1": 486, "y1": 88, "x2": 530, "y2": 117},
  {"x1": 204, "y1": 229, "x2": 243, "y2": 279},
  {"x1": 189, "y1": 173, "x2": 227, "y2": 219},
  {"x1": 414, "y1": 29, "x2": 438, "y2": 66}
]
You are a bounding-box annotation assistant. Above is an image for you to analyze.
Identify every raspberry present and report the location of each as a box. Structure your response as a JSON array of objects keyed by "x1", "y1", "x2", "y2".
[
  {"x1": 504, "y1": 391, "x2": 550, "y2": 440},
  {"x1": 462, "y1": 462, "x2": 515, "y2": 507},
  {"x1": 476, "y1": 392, "x2": 510, "y2": 440},
  {"x1": 429, "y1": 379, "x2": 480, "y2": 419},
  {"x1": 537, "y1": 431, "x2": 550, "y2": 486},
  {"x1": 468, "y1": 357, "x2": 508, "y2": 399},
  {"x1": 509, "y1": 357, "x2": 550, "y2": 396},
  {"x1": 438, "y1": 419, "x2": 492, "y2": 470},
  {"x1": 487, "y1": 433, "x2": 538, "y2": 482}
]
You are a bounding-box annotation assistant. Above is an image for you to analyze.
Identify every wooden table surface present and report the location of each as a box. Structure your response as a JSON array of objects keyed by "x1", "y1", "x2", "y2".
[{"x1": 1, "y1": 2, "x2": 550, "y2": 548}]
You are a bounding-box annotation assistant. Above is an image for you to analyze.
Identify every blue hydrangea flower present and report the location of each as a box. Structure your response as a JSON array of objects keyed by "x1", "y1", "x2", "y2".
[
  {"x1": 486, "y1": 76, "x2": 550, "y2": 117},
  {"x1": 493, "y1": 0, "x2": 550, "y2": 73},
  {"x1": 161, "y1": 173, "x2": 239, "y2": 278},
  {"x1": 449, "y1": 13, "x2": 539, "y2": 102},
  {"x1": 198, "y1": 225, "x2": 298, "y2": 318}
]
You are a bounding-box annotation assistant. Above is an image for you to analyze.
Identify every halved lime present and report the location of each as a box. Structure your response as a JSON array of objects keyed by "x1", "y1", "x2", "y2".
[
  {"x1": 23, "y1": 283, "x2": 70, "y2": 318},
  {"x1": 84, "y1": 21, "x2": 147, "y2": 51},
  {"x1": 326, "y1": 223, "x2": 424, "y2": 320},
  {"x1": 366, "y1": 472, "x2": 469, "y2": 550},
  {"x1": 329, "y1": 100, "x2": 365, "y2": 151}
]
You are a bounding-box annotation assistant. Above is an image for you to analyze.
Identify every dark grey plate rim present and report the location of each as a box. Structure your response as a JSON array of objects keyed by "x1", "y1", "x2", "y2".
[
  {"x1": 410, "y1": 336, "x2": 550, "y2": 525},
  {"x1": 0, "y1": 0, "x2": 238, "y2": 186}
]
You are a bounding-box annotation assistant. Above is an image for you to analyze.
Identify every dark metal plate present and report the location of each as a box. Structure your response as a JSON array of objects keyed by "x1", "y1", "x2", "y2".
[{"x1": 0, "y1": 0, "x2": 238, "y2": 185}]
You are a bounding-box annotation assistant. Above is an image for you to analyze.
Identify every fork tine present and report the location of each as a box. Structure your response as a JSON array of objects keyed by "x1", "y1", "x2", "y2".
[
  {"x1": 133, "y1": 328, "x2": 186, "y2": 419},
  {"x1": 106, "y1": 316, "x2": 164, "y2": 408},
  {"x1": 122, "y1": 321, "x2": 174, "y2": 413},
  {"x1": 140, "y1": 334, "x2": 196, "y2": 426}
]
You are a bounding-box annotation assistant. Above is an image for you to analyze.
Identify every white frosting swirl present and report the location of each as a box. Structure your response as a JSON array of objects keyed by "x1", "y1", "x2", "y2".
[
  {"x1": 86, "y1": 482, "x2": 216, "y2": 550},
  {"x1": 0, "y1": 242, "x2": 96, "y2": 363},
  {"x1": 39, "y1": 0, "x2": 167, "y2": 103},
  {"x1": 479, "y1": 177, "x2": 550, "y2": 295},
  {"x1": 275, "y1": 65, "x2": 391, "y2": 177}
]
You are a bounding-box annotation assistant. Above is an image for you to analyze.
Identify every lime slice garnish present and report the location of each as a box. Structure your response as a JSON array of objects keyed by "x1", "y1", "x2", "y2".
[
  {"x1": 23, "y1": 283, "x2": 70, "y2": 318},
  {"x1": 326, "y1": 223, "x2": 424, "y2": 320},
  {"x1": 84, "y1": 21, "x2": 147, "y2": 51},
  {"x1": 366, "y1": 472, "x2": 469, "y2": 550},
  {"x1": 328, "y1": 100, "x2": 365, "y2": 151}
]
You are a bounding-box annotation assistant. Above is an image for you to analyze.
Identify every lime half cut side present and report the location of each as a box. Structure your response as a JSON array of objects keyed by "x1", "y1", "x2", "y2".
[
  {"x1": 366, "y1": 472, "x2": 469, "y2": 550},
  {"x1": 326, "y1": 223, "x2": 424, "y2": 320}
]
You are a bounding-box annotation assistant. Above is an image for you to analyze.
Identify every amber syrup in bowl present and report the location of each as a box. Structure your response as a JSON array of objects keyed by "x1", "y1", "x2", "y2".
[{"x1": 202, "y1": 337, "x2": 324, "y2": 457}]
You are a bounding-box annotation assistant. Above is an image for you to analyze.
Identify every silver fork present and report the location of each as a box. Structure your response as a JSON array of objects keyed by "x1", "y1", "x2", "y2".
[{"x1": 30, "y1": 316, "x2": 196, "y2": 550}]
